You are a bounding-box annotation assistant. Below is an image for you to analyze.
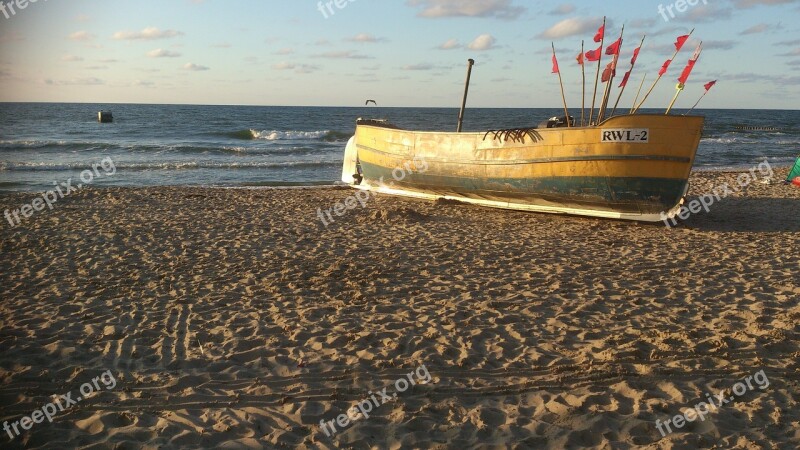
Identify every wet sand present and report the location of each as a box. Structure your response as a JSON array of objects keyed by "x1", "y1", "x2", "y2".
[{"x1": 1, "y1": 168, "x2": 799, "y2": 449}]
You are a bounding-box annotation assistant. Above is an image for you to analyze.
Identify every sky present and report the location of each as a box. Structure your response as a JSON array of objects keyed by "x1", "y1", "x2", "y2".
[{"x1": 0, "y1": 0, "x2": 798, "y2": 109}]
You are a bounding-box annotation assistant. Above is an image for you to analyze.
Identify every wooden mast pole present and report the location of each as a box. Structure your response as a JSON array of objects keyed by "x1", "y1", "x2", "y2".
[
  {"x1": 611, "y1": 34, "x2": 645, "y2": 117},
  {"x1": 630, "y1": 74, "x2": 647, "y2": 114},
  {"x1": 457, "y1": 59, "x2": 475, "y2": 132},
  {"x1": 553, "y1": 43, "x2": 571, "y2": 127},
  {"x1": 587, "y1": 17, "x2": 606, "y2": 126},
  {"x1": 580, "y1": 40, "x2": 586, "y2": 126},
  {"x1": 598, "y1": 25, "x2": 625, "y2": 123},
  {"x1": 633, "y1": 28, "x2": 694, "y2": 114}
]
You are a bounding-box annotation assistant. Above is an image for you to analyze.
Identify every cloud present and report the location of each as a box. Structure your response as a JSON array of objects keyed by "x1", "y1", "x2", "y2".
[
  {"x1": 68, "y1": 31, "x2": 95, "y2": 42},
  {"x1": 537, "y1": 17, "x2": 606, "y2": 40},
  {"x1": 629, "y1": 18, "x2": 657, "y2": 28},
  {"x1": 716, "y1": 71, "x2": 800, "y2": 87},
  {"x1": 548, "y1": 4, "x2": 575, "y2": 15},
  {"x1": 182, "y1": 63, "x2": 209, "y2": 71},
  {"x1": 402, "y1": 63, "x2": 435, "y2": 70},
  {"x1": 274, "y1": 48, "x2": 295, "y2": 55},
  {"x1": 315, "y1": 51, "x2": 373, "y2": 59},
  {"x1": 703, "y1": 40, "x2": 738, "y2": 50},
  {"x1": 61, "y1": 55, "x2": 84, "y2": 62},
  {"x1": 408, "y1": 0, "x2": 525, "y2": 19},
  {"x1": 98, "y1": 58, "x2": 119, "y2": 63},
  {"x1": 684, "y1": 5, "x2": 733, "y2": 23},
  {"x1": 113, "y1": 27, "x2": 184, "y2": 41},
  {"x1": 776, "y1": 39, "x2": 800, "y2": 46},
  {"x1": 778, "y1": 48, "x2": 800, "y2": 56},
  {"x1": 348, "y1": 33, "x2": 388, "y2": 43},
  {"x1": 272, "y1": 62, "x2": 320, "y2": 74},
  {"x1": 147, "y1": 49, "x2": 182, "y2": 58},
  {"x1": 733, "y1": 0, "x2": 793, "y2": 7},
  {"x1": 468, "y1": 34, "x2": 497, "y2": 51},
  {"x1": 740, "y1": 23, "x2": 771, "y2": 35},
  {"x1": 45, "y1": 77, "x2": 104, "y2": 86},
  {"x1": 0, "y1": 31, "x2": 24, "y2": 43},
  {"x1": 211, "y1": 42, "x2": 232, "y2": 48},
  {"x1": 438, "y1": 38, "x2": 462, "y2": 50}
]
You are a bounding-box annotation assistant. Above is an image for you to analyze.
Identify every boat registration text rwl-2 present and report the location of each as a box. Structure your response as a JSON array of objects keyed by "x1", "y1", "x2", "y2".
[{"x1": 601, "y1": 128, "x2": 649, "y2": 143}]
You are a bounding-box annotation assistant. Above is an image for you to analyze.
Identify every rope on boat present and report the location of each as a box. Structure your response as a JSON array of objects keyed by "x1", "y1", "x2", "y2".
[{"x1": 482, "y1": 127, "x2": 544, "y2": 143}]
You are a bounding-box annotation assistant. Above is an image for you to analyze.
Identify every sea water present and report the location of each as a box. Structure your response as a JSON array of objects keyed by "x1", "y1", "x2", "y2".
[{"x1": 1, "y1": 103, "x2": 797, "y2": 192}]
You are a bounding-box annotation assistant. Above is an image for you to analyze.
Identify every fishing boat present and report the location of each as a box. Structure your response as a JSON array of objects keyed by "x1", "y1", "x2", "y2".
[
  {"x1": 341, "y1": 22, "x2": 711, "y2": 223},
  {"x1": 341, "y1": 114, "x2": 704, "y2": 222}
]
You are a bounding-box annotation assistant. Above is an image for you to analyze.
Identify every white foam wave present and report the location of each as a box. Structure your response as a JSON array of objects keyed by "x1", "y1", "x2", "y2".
[{"x1": 250, "y1": 130, "x2": 329, "y2": 140}]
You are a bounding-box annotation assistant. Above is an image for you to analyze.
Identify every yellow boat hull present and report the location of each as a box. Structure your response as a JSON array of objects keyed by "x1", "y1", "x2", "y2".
[{"x1": 343, "y1": 114, "x2": 705, "y2": 222}]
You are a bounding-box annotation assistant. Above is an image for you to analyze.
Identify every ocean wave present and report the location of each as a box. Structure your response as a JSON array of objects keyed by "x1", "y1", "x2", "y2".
[
  {"x1": 217, "y1": 129, "x2": 351, "y2": 142},
  {"x1": 701, "y1": 136, "x2": 800, "y2": 145}
]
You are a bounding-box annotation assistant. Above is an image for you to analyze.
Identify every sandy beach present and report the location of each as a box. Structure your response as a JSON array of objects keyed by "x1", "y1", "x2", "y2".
[{"x1": 1, "y1": 168, "x2": 799, "y2": 449}]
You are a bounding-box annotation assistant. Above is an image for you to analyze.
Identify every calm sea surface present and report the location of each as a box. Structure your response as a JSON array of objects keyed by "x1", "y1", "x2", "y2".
[{"x1": 1, "y1": 103, "x2": 798, "y2": 192}]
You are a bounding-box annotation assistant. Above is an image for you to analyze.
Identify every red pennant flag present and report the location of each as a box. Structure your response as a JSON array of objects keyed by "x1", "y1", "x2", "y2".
[
  {"x1": 674, "y1": 35, "x2": 689, "y2": 51},
  {"x1": 585, "y1": 45, "x2": 602, "y2": 62},
  {"x1": 605, "y1": 38, "x2": 622, "y2": 56},
  {"x1": 678, "y1": 61, "x2": 696, "y2": 85},
  {"x1": 601, "y1": 61, "x2": 616, "y2": 82},
  {"x1": 678, "y1": 44, "x2": 702, "y2": 85},
  {"x1": 552, "y1": 53, "x2": 560, "y2": 74},
  {"x1": 704, "y1": 80, "x2": 717, "y2": 91},
  {"x1": 630, "y1": 46, "x2": 641, "y2": 65},
  {"x1": 576, "y1": 51, "x2": 584, "y2": 65},
  {"x1": 619, "y1": 70, "x2": 631, "y2": 88},
  {"x1": 594, "y1": 25, "x2": 605, "y2": 43},
  {"x1": 658, "y1": 59, "x2": 672, "y2": 76}
]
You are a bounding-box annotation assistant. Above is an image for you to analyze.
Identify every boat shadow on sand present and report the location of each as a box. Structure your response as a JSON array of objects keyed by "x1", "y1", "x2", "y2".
[{"x1": 681, "y1": 197, "x2": 800, "y2": 233}]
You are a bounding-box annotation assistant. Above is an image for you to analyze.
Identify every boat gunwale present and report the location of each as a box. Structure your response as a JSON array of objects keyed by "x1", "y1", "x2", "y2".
[{"x1": 353, "y1": 113, "x2": 705, "y2": 136}]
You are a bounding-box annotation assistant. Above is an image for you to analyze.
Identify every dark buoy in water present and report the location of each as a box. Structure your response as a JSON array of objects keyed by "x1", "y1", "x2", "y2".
[{"x1": 98, "y1": 111, "x2": 113, "y2": 123}]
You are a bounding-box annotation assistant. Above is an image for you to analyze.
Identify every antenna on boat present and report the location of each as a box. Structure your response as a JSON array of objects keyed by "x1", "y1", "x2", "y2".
[{"x1": 457, "y1": 59, "x2": 475, "y2": 133}]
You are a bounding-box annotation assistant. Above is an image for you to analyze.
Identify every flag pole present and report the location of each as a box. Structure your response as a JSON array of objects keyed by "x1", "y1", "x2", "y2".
[
  {"x1": 580, "y1": 40, "x2": 586, "y2": 126},
  {"x1": 612, "y1": 34, "x2": 645, "y2": 117},
  {"x1": 630, "y1": 73, "x2": 647, "y2": 114},
  {"x1": 598, "y1": 25, "x2": 625, "y2": 123},
  {"x1": 588, "y1": 17, "x2": 606, "y2": 126},
  {"x1": 633, "y1": 28, "x2": 694, "y2": 114},
  {"x1": 552, "y1": 43, "x2": 571, "y2": 127},
  {"x1": 665, "y1": 84, "x2": 684, "y2": 115},
  {"x1": 666, "y1": 45, "x2": 702, "y2": 115},
  {"x1": 684, "y1": 81, "x2": 715, "y2": 115},
  {"x1": 683, "y1": 90, "x2": 707, "y2": 115}
]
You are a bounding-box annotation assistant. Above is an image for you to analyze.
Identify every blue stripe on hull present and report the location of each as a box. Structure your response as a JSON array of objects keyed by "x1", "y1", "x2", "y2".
[{"x1": 360, "y1": 161, "x2": 687, "y2": 214}]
